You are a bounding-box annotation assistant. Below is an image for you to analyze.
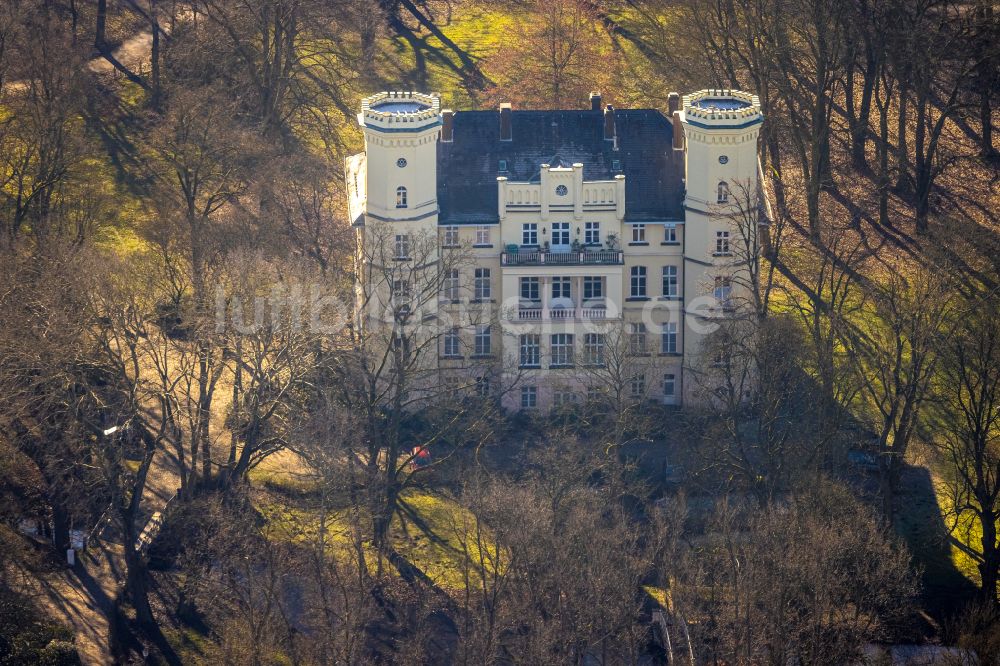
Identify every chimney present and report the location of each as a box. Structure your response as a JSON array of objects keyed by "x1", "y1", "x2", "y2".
[
  {"x1": 499, "y1": 103, "x2": 512, "y2": 141},
  {"x1": 603, "y1": 105, "x2": 615, "y2": 142},
  {"x1": 668, "y1": 92, "x2": 680, "y2": 115},
  {"x1": 590, "y1": 91, "x2": 602, "y2": 112},
  {"x1": 441, "y1": 109, "x2": 454, "y2": 142},
  {"x1": 672, "y1": 110, "x2": 684, "y2": 150}
]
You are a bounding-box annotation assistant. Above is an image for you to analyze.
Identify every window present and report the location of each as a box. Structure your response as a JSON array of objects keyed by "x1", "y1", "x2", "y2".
[
  {"x1": 521, "y1": 386, "x2": 538, "y2": 409},
  {"x1": 443, "y1": 269, "x2": 460, "y2": 301},
  {"x1": 583, "y1": 276, "x2": 603, "y2": 300},
  {"x1": 584, "y1": 222, "x2": 600, "y2": 245},
  {"x1": 715, "y1": 231, "x2": 731, "y2": 255},
  {"x1": 664, "y1": 226, "x2": 678, "y2": 243},
  {"x1": 442, "y1": 328, "x2": 461, "y2": 357},
  {"x1": 630, "y1": 266, "x2": 647, "y2": 298},
  {"x1": 443, "y1": 226, "x2": 459, "y2": 247},
  {"x1": 663, "y1": 373, "x2": 676, "y2": 400},
  {"x1": 587, "y1": 385, "x2": 603, "y2": 403},
  {"x1": 475, "y1": 225, "x2": 491, "y2": 246},
  {"x1": 630, "y1": 373, "x2": 646, "y2": 399},
  {"x1": 662, "y1": 266, "x2": 678, "y2": 298},
  {"x1": 520, "y1": 277, "x2": 540, "y2": 302},
  {"x1": 498, "y1": 159, "x2": 508, "y2": 172},
  {"x1": 714, "y1": 277, "x2": 733, "y2": 307},
  {"x1": 552, "y1": 222, "x2": 570, "y2": 246},
  {"x1": 551, "y1": 334, "x2": 574, "y2": 367},
  {"x1": 631, "y1": 223, "x2": 646, "y2": 243},
  {"x1": 522, "y1": 223, "x2": 538, "y2": 246},
  {"x1": 474, "y1": 268, "x2": 491, "y2": 300},
  {"x1": 584, "y1": 333, "x2": 605, "y2": 366},
  {"x1": 661, "y1": 322, "x2": 678, "y2": 354},
  {"x1": 552, "y1": 277, "x2": 571, "y2": 300},
  {"x1": 474, "y1": 325, "x2": 492, "y2": 356},
  {"x1": 392, "y1": 279, "x2": 410, "y2": 302},
  {"x1": 555, "y1": 184, "x2": 568, "y2": 196},
  {"x1": 717, "y1": 181, "x2": 729, "y2": 204},
  {"x1": 475, "y1": 375, "x2": 491, "y2": 397},
  {"x1": 395, "y1": 234, "x2": 410, "y2": 259},
  {"x1": 630, "y1": 323, "x2": 647, "y2": 355},
  {"x1": 520, "y1": 334, "x2": 540, "y2": 367},
  {"x1": 396, "y1": 186, "x2": 408, "y2": 208},
  {"x1": 554, "y1": 390, "x2": 578, "y2": 407},
  {"x1": 612, "y1": 159, "x2": 621, "y2": 171}
]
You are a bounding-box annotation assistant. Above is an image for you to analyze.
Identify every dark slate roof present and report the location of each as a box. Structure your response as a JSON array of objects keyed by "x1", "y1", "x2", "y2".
[{"x1": 437, "y1": 109, "x2": 684, "y2": 223}]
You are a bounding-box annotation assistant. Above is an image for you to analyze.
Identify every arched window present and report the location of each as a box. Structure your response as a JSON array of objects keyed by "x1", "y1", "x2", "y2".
[
  {"x1": 396, "y1": 186, "x2": 408, "y2": 208},
  {"x1": 717, "y1": 181, "x2": 730, "y2": 204}
]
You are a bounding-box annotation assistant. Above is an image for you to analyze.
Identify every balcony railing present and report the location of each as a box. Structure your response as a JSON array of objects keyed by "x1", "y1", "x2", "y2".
[
  {"x1": 502, "y1": 250, "x2": 624, "y2": 266},
  {"x1": 516, "y1": 305, "x2": 611, "y2": 321}
]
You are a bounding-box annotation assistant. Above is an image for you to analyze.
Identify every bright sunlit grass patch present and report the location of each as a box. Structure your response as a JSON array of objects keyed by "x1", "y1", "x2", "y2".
[
  {"x1": 932, "y1": 480, "x2": 983, "y2": 586},
  {"x1": 252, "y1": 482, "x2": 503, "y2": 593},
  {"x1": 393, "y1": 487, "x2": 503, "y2": 590}
]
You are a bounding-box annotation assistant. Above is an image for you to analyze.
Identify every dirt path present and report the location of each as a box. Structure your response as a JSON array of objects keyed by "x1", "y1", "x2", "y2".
[
  {"x1": 21, "y1": 541, "x2": 124, "y2": 666},
  {"x1": 88, "y1": 31, "x2": 155, "y2": 76}
]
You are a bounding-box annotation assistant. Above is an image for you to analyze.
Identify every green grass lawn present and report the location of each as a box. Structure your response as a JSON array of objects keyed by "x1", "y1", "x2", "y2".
[{"x1": 252, "y1": 480, "x2": 500, "y2": 593}]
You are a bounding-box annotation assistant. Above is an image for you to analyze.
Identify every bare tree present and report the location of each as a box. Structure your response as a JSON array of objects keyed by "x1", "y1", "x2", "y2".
[
  {"x1": 485, "y1": 0, "x2": 609, "y2": 109},
  {"x1": 578, "y1": 322, "x2": 667, "y2": 450},
  {"x1": 852, "y1": 264, "x2": 955, "y2": 520},
  {"x1": 342, "y1": 221, "x2": 504, "y2": 562},
  {"x1": 936, "y1": 292, "x2": 1000, "y2": 604},
  {"x1": 449, "y1": 436, "x2": 663, "y2": 664},
  {"x1": 216, "y1": 254, "x2": 334, "y2": 485},
  {"x1": 689, "y1": 312, "x2": 817, "y2": 505},
  {"x1": 147, "y1": 86, "x2": 251, "y2": 487},
  {"x1": 672, "y1": 481, "x2": 919, "y2": 665},
  {"x1": 0, "y1": 5, "x2": 89, "y2": 249}
]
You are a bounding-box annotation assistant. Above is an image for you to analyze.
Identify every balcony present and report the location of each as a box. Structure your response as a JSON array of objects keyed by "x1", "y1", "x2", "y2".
[
  {"x1": 515, "y1": 302, "x2": 611, "y2": 321},
  {"x1": 501, "y1": 249, "x2": 624, "y2": 266}
]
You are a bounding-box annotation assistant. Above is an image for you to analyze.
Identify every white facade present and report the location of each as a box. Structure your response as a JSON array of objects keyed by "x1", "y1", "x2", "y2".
[{"x1": 348, "y1": 89, "x2": 763, "y2": 412}]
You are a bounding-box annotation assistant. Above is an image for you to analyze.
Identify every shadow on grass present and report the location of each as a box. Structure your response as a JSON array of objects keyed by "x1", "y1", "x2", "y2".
[
  {"x1": 396, "y1": 496, "x2": 461, "y2": 555},
  {"x1": 895, "y1": 464, "x2": 979, "y2": 622}
]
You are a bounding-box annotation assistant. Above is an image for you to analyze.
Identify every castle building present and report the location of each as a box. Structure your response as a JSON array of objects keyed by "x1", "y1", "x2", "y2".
[{"x1": 347, "y1": 89, "x2": 764, "y2": 412}]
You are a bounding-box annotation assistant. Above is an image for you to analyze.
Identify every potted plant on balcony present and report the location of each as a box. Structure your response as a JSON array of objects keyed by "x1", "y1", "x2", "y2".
[
  {"x1": 505, "y1": 243, "x2": 519, "y2": 254},
  {"x1": 542, "y1": 240, "x2": 550, "y2": 253},
  {"x1": 605, "y1": 233, "x2": 619, "y2": 250},
  {"x1": 571, "y1": 238, "x2": 583, "y2": 252}
]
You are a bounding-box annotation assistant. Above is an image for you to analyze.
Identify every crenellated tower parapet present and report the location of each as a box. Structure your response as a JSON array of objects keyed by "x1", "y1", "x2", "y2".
[
  {"x1": 359, "y1": 92, "x2": 442, "y2": 132},
  {"x1": 680, "y1": 89, "x2": 762, "y2": 132}
]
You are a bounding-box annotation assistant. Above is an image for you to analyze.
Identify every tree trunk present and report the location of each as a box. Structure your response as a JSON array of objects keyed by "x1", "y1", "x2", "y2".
[
  {"x1": 150, "y1": 0, "x2": 161, "y2": 109},
  {"x1": 980, "y1": 86, "x2": 995, "y2": 159},
  {"x1": 878, "y1": 100, "x2": 891, "y2": 226},
  {"x1": 124, "y1": 542, "x2": 156, "y2": 627},
  {"x1": 52, "y1": 502, "x2": 71, "y2": 553},
  {"x1": 979, "y1": 510, "x2": 999, "y2": 603},
  {"x1": 851, "y1": 49, "x2": 878, "y2": 171},
  {"x1": 895, "y1": 83, "x2": 911, "y2": 192},
  {"x1": 913, "y1": 87, "x2": 930, "y2": 234},
  {"x1": 95, "y1": 0, "x2": 107, "y2": 49},
  {"x1": 878, "y1": 457, "x2": 897, "y2": 524}
]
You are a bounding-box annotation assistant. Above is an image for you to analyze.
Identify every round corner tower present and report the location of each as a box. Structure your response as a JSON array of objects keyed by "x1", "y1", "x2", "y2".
[
  {"x1": 679, "y1": 89, "x2": 763, "y2": 211},
  {"x1": 678, "y1": 90, "x2": 764, "y2": 394},
  {"x1": 358, "y1": 91, "x2": 441, "y2": 224}
]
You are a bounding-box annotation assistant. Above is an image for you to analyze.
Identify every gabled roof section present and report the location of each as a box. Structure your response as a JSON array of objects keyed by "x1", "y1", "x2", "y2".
[{"x1": 437, "y1": 108, "x2": 684, "y2": 223}]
